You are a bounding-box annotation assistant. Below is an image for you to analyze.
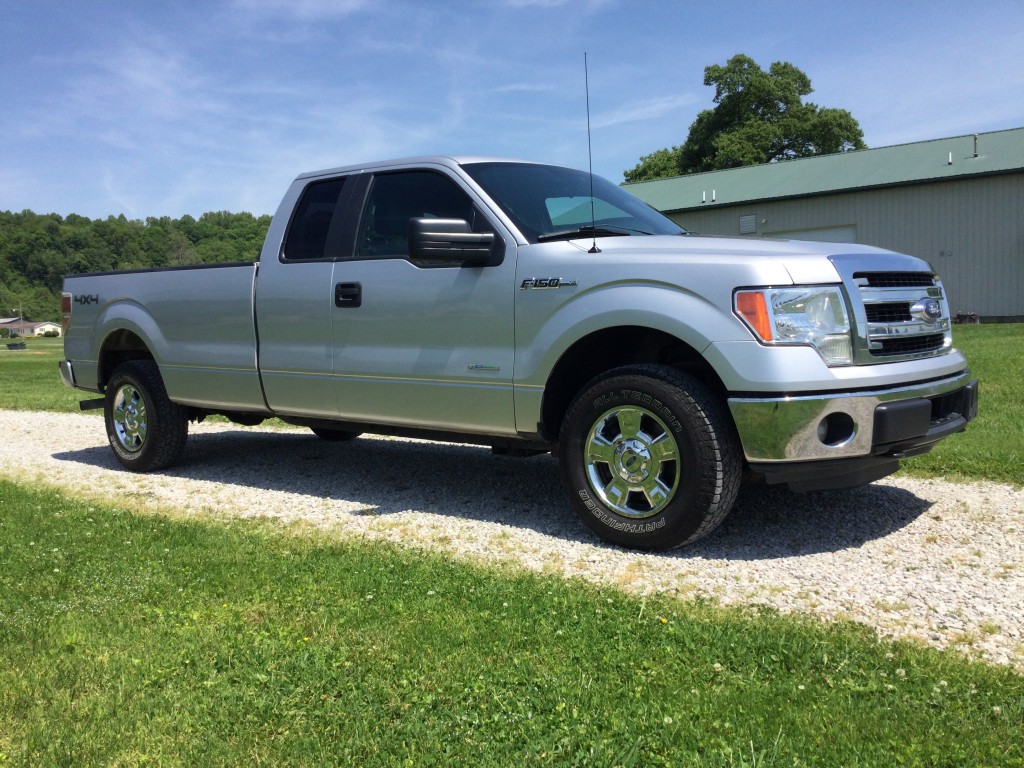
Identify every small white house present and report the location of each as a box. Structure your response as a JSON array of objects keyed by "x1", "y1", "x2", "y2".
[{"x1": 0, "y1": 318, "x2": 62, "y2": 337}]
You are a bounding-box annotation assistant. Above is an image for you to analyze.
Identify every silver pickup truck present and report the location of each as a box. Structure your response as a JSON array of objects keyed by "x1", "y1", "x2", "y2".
[{"x1": 60, "y1": 156, "x2": 978, "y2": 550}]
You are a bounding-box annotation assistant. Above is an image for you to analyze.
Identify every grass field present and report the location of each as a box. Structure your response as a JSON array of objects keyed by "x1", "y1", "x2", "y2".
[
  {"x1": 1, "y1": 328, "x2": 1022, "y2": 765},
  {"x1": 896, "y1": 323, "x2": 1023, "y2": 486},
  {"x1": 2, "y1": 480, "x2": 1022, "y2": 766},
  {"x1": 0, "y1": 337, "x2": 82, "y2": 413}
]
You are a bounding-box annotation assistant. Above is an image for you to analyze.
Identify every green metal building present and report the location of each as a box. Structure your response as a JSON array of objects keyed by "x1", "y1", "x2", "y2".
[{"x1": 624, "y1": 128, "x2": 1024, "y2": 320}]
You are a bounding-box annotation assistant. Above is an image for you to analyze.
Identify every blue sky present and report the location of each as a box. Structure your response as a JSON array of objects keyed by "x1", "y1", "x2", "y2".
[{"x1": 3, "y1": 0, "x2": 1023, "y2": 219}]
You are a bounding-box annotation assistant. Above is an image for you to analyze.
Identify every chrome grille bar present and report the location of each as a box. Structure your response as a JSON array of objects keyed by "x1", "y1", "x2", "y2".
[{"x1": 829, "y1": 254, "x2": 954, "y2": 364}]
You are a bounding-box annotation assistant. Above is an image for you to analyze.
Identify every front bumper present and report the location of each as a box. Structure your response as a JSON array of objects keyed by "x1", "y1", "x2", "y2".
[{"x1": 729, "y1": 372, "x2": 978, "y2": 490}]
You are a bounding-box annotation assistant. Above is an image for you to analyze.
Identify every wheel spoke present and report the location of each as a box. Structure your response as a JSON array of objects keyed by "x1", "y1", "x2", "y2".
[
  {"x1": 586, "y1": 433, "x2": 617, "y2": 465},
  {"x1": 614, "y1": 408, "x2": 643, "y2": 440},
  {"x1": 647, "y1": 432, "x2": 678, "y2": 465},
  {"x1": 601, "y1": 477, "x2": 631, "y2": 507},
  {"x1": 639, "y1": 474, "x2": 672, "y2": 509}
]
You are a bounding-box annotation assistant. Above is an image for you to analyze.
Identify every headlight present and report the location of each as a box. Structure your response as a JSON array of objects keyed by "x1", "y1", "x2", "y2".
[{"x1": 735, "y1": 286, "x2": 852, "y2": 366}]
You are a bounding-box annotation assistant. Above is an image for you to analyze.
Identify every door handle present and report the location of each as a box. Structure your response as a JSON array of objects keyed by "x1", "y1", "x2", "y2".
[{"x1": 335, "y1": 282, "x2": 362, "y2": 308}]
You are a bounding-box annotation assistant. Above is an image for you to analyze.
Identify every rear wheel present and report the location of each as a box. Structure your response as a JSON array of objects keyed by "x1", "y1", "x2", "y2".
[
  {"x1": 104, "y1": 360, "x2": 188, "y2": 472},
  {"x1": 557, "y1": 365, "x2": 741, "y2": 550}
]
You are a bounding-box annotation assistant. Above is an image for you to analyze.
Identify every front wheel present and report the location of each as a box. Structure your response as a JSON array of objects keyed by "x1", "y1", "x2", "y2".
[
  {"x1": 104, "y1": 360, "x2": 188, "y2": 472},
  {"x1": 557, "y1": 365, "x2": 741, "y2": 550}
]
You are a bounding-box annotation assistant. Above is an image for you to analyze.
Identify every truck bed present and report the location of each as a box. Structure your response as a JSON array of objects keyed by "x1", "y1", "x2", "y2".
[{"x1": 62, "y1": 262, "x2": 266, "y2": 412}]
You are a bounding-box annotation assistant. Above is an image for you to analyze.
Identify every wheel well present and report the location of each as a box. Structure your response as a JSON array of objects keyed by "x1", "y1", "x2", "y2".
[
  {"x1": 540, "y1": 326, "x2": 726, "y2": 441},
  {"x1": 98, "y1": 329, "x2": 154, "y2": 389}
]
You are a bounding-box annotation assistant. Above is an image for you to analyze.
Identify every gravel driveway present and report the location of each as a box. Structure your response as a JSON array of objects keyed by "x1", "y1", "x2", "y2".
[{"x1": 3, "y1": 410, "x2": 1021, "y2": 671}]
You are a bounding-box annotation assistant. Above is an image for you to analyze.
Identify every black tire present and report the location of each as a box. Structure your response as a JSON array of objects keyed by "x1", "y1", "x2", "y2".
[
  {"x1": 104, "y1": 360, "x2": 188, "y2": 472},
  {"x1": 310, "y1": 427, "x2": 361, "y2": 442},
  {"x1": 557, "y1": 364, "x2": 741, "y2": 550}
]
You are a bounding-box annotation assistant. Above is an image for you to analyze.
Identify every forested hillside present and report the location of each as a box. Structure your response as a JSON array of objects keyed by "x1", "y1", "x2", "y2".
[{"x1": 0, "y1": 210, "x2": 272, "y2": 323}]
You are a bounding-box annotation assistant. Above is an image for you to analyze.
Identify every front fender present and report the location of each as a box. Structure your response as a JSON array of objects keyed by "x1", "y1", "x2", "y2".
[{"x1": 514, "y1": 280, "x2": 748, "y2": 388}]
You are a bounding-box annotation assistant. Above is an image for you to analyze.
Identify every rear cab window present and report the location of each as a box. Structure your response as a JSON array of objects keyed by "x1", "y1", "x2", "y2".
[{"x1": 281, "y1": 177, "x2": 347, "y2": 261}]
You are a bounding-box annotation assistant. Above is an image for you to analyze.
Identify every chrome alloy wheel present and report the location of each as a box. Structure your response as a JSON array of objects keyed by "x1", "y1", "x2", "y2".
[
  {"x1": 111, "y1": 383, "x2": 148, "y2": 453},
  {"x1": 584, "y1": 405, "x2": 680, "y2": 518}
]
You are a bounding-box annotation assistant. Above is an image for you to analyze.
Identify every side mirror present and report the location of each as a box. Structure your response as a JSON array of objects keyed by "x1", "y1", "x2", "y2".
[{"x1": 407, "y1": 218, "x2": 501, "y2": 267}]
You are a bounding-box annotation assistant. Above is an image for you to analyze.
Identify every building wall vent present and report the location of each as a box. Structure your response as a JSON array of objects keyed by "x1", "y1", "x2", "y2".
[{"x1": 739, "y1": 214, "x2": 757, "y2": 235}]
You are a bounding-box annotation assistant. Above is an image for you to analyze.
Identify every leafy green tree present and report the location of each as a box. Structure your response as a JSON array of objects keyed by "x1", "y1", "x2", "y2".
[
  {"x1": 625, "y1": 54, "x2": 866, "y2": 182},
  {"x1": 195, "y1": 239, "x2": 238, "y2": 263},
  {"x1": 165, "y1": 229, "x2": 201, "y2": 267}
]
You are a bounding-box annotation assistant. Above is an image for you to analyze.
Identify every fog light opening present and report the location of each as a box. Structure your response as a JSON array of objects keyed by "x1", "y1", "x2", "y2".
[{"x1": 817, "y1": 412, "x2": 856, "y2": 447}]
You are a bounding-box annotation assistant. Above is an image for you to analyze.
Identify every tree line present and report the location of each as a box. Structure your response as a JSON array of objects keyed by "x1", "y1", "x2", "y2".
[{"x1": 0, "y1": 210, "x2": 271, "y2": 323}]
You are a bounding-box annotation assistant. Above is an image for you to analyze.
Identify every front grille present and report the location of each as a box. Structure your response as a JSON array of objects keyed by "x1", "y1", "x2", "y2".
[
  {"x1": 858, "y1": 271, "x2": 949, "y2": 360},
  {"x1": 831, "y1": 257, "x2": 953, "y2": 365},
  {"x1": 855, "y1": 271, "x2": 936, "y2": 288},
  {"x1": 871, "y1": 334, "x2": 947, "y2": 357},
  {"x1": 865, "y1": 303, "x2": 912, "y2": 323}
]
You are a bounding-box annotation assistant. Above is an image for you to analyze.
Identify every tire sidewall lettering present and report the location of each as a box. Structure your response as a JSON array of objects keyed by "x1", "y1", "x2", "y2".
[
  {"x1": 577, "y1": 488, "x2": 667, "y2": 533},
  {"x1": 591, "y1": 389, "x2": 683, "y2": 435},
  {"x1": 109, "y1": 434, "x2": 136, "y2": 462}
]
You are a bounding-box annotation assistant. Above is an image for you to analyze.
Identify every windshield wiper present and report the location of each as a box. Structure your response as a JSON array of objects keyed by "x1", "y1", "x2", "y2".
[{"x1": 536, "y1": 224, "x2": 651, "y2": 242}]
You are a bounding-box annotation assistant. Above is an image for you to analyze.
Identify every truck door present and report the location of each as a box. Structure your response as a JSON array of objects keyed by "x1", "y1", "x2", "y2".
[
  {"x1": 255, "y1": 175, "x2": 351, "y2": 418},
  {"x1": 329, "y1": 168, "x2": 517, "y2": 436}
]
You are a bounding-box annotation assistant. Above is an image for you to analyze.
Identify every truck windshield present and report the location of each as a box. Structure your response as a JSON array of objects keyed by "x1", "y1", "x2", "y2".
[{"x1": 462, "y1": 161, "x2": 685, "y2": 244}]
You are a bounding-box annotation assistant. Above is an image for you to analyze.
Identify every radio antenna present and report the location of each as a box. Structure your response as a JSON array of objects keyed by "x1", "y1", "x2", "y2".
[{"x1": 584, "y1": 52, "x2": 600, "y2": 253}]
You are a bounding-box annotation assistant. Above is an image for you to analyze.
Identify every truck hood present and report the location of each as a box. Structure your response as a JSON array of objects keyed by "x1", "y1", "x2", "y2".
[{"x1": 561, "y1": 234, "x2": 916, "y2": 285}]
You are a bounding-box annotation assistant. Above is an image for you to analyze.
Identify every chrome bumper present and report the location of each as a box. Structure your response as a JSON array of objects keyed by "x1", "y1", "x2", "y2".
[
  {"x1": 59, "y1": 359, "x2": 102, "y2": 394},
  {"x1": 58, "y1": 360, "x2": 77, "y2": 389},
  {"x1": 729, "y1": 371, "x2": 978, "y2": 463}
]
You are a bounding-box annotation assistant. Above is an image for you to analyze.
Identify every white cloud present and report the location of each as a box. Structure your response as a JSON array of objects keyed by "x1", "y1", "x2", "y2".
[
  {"x1": 229, "y1": 0, "x2": 369, "y2": 20},
  {"x1": 501, "y1": 0, "x2": 613, "y2": 8},
  {"x1": 592, "y1": 94, "x2": 698, "y2": 130},
  {"x1": 492, "y1": 82, "x2": 558, "y2": 94}
]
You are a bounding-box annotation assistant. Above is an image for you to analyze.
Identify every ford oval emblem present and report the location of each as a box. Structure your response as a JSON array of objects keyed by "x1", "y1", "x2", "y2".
[{"x1": 911, "y1": 298, "x2": 942, "y2": 323}]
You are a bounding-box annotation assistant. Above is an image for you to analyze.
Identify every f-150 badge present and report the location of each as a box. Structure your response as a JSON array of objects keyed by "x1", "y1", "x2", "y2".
[{"x1": 519, "y1": 277, "x2": 578, "y2": 290}]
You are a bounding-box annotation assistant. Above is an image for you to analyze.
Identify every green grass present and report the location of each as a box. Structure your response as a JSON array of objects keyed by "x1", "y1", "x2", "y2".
[
  {"x1": 2, "y1": 480, "x2": 1022, "y2": 767},
  {"x1": 0, "y1": 337, "x2": 82, "y2": 413},
  {"x1": 897, "y1": 323, "x2": 1023, "y2": 486}
]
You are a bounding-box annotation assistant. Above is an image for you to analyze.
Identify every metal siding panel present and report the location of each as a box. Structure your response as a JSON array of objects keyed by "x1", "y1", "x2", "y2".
[{"x1": 670, "y1": 174, "x2": 1022, "y2": 316}]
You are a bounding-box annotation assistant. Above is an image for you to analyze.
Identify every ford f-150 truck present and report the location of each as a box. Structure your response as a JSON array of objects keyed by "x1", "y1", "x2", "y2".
[{"x1": 60, "y1": 156, "x2": 978, "y2": 550}]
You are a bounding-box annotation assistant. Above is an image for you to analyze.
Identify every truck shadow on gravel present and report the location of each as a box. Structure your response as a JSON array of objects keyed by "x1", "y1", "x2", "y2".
[{"x1": 55, "y1": 429, "x2": 934, "y2": 560}]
